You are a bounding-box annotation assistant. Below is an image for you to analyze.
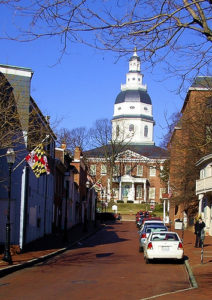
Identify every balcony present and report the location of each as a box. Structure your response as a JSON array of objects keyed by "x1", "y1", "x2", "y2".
[{"x1": 196, "y1": 176, "x2": 212, "y2": 194}]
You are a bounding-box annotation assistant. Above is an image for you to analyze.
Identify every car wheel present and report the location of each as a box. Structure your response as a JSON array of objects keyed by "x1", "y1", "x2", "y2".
[
  {"x1": 178, "y1": 258, "x2": 184, "y2": 264},
  {"x1": 145, "y1": 258, "x2": 150, "y2": 264}
]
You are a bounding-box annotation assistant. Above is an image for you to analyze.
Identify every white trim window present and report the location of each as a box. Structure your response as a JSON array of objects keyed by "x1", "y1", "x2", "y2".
[
  {"x1": 129, "y1": 124, "x2": 134, "y2": 132},
  {"x1": 160, "y1": 188, "x2": 166, "y2": 199},
  {"x1": 144, "y1": 125, "x2": 148, "y2": 137},
  {"x1": 90, "y1": 164, "x2": 96, "y2": 176},
  {"x1": 136, "y1": 185, "x2": 142, "y2": 198},
  {"x1": 200, "y1": 168, "x2": 205, "y2": 179},
  {"x1": 149, "y1": 166, "x2": 156, "y2": 177},
  {"x1": 113, "y1": 165, "x2": 120, "y2": 176},
  {"x1": 149, "y1": 187, "x2": 155, "y2": 200},
  {"x1": 101, "y1": 164, "x2": 107, "y2": 175},
  {"x1": 125, "y1": 165, "x2": 131, "y2": 175},
  {"x1": 137, "y1": 165, "x2": 143, "y2": 176}
]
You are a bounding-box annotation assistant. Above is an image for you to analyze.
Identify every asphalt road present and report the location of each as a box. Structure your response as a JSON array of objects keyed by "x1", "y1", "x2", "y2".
[{"x1": 0, "y1": 221, "x2": 190, "y2": 300}]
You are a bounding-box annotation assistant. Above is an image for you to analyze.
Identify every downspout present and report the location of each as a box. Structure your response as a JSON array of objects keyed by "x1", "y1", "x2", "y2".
[
  {"x1": 19, "y1": 163, "x2": 29, "y2": 250},
  {"x1": 44, "y1": 174, "x2": 48, "y2": 235}
]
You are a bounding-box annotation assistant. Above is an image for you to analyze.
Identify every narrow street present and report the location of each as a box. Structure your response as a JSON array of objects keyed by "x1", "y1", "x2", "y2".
[{"x1": 0, "y1": 221, "x2": 190, "y2": 300}]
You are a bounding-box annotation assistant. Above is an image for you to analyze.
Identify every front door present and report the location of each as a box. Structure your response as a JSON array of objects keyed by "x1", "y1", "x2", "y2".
[{"x1": 122, "y1": 184, "x2": 130, "y2": 202}]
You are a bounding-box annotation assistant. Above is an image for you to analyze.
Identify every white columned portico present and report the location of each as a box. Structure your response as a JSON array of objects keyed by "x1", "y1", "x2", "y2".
[
  {"x1": 107, "y1": 178, "x2": 111, "y2": 202},
  {"x1": 131, "y1": 182, "x2": 135, "y2": 201},
  {"x1": 119, "y1": 182, "x2": 122, "y2": 201},
  {"x1": 115, "y1": 175, "x2": 148, "y2": 203},
  {"x1": 198, "y1": 194, "x2": 203, "y2": 217},
  {"x1": 144, "y1": 181, "x2": 147, "y2": 202}
]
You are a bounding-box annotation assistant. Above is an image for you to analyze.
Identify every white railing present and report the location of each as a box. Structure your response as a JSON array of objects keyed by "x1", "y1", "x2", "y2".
[{"x1": 196, "y1": 176, "x2": 212, "y2": 194}]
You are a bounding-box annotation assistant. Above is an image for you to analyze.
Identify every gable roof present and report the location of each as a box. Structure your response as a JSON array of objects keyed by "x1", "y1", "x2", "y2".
[{"x1": 85, "y1": 144, "x2": 168, "y2": 160}]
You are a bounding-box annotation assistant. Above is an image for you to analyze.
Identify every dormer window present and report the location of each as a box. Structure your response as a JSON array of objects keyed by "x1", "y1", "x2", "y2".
[
  {"x1": 130, "y1": 106, "x2": 135, "y2": 109},
  {"x1": 118, "y1": 107, "x2": 121, "y2": 110},
  {"x1": 144, "y1": 107, "x2": 148, "y2": 111}
]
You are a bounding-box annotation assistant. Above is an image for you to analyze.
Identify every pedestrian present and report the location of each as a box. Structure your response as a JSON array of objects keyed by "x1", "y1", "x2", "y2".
[{"x1": 194, "y1": 217, "x2": 205, "y2": 248}]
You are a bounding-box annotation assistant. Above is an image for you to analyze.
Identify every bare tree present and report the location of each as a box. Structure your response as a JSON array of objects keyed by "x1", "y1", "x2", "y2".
[
  {"x1": 56, "y1": 127, "x2": 90, "y2": 154},
  {"x1": 0, "y1": 72, "x2": 56, "y2": 184},
  {"x1": 2, "y1": 0, "x2": 212, "y2": 88},
  {"x1": 0, "y1": 73, "x2": 22, "y2": 153},
  {"x1": 85, "y1": 118, "x2": 135, "y2": 202}
]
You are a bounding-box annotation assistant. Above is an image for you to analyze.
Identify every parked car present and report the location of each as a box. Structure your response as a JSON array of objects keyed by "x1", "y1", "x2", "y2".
[
  {"x1": 142, "y1": 217, "x2": 162, "y2": 225},
  {"x1": 136, "y1": 216, "x2": 145, "y2": 228},
  {"x1": 136, "y1": 211, "x2": 151, "y2": 225},
  {"x1": 139, "y1": 224, "x2": 168, "y2": 252},
  {"x1": 143, "y1": 231, "x2": 184, "y2": 264},
  {"x1": 139, "y1": 220, "x2": 165, "y2": 234}
]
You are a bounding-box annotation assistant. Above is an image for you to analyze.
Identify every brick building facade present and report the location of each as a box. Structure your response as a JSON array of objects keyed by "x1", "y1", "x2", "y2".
[{"x1": 169, "y1": 77, "x2": 212, "y2": 226}]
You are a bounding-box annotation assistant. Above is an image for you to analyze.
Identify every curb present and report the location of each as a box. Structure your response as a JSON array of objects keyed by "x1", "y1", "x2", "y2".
[
  {"x1": 0, "y1": 227, "x2": 101, "y2": 278},
  {"x1": 184, "y1": 259, "x2": 198, "y2": 288}
]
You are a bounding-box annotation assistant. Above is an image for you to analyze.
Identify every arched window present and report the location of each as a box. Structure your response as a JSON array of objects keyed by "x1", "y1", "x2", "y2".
[
  {"x1": 144, "y1": 125, "x2": 148, "y2": 137},
  {"x1": 116, "y1": 125, "x2": 120, "y2": 137},
  {"x1": 129, "y1": 124, "x2": 134, "y2": 132}
]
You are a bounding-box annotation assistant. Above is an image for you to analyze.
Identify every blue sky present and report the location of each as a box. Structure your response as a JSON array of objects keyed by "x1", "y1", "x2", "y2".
[{"x1": 1, "y1": 6, "x2": 185, "y2": 147}]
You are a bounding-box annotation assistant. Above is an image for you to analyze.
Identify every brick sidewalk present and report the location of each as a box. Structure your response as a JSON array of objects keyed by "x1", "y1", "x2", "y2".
[{"x1": 158, "y1": 228, "x2": 212, "y2": 299}]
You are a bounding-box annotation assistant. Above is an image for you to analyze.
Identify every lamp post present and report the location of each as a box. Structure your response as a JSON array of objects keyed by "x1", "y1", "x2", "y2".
[
  {"x1": 83, "y1": 180, "x2": 90, "y2": 232},
  {"x1": 101, "y1": 189, "x2": 104, "y2": 213},
  {"x1": 63, "y1": 180, "x2": 69, "y2": 242},
  {"x1": 3, "y1": 148, "x2": 15, "y2": 264}
]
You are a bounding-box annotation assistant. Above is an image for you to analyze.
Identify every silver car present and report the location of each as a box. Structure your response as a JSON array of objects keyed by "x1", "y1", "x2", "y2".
[{"x1": 139, "y1": 225, "x2": 168, "y2": 252}]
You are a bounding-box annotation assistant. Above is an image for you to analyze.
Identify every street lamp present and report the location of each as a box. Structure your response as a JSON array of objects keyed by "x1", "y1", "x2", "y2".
[
  {"x1": 83, "y1": 181, "x2": 90, "y2": 232},
  {"x1": 3, "y1": 148, "x2": 15, "y2": 264},
  {"x1": 101, "y1": 189, "x2": 104, "y2": 213}
]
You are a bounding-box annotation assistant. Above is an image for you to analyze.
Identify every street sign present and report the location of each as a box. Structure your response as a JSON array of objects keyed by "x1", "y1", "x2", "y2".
[{"x1": 112, "y1": 205, "x2": 117, "y2": 212}]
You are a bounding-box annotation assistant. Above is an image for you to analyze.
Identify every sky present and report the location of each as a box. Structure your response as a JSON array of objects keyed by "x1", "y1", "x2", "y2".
[{"x1": 1, "y1": 5, "x2": 185, "y2": 147}]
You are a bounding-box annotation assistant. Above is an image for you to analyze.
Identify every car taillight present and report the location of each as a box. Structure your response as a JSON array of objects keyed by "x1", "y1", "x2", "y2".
[
  {"x1": 147, "y1": 242, "x2": 153, "y2": 249},
  {"x1": 178, "y1": 242, "x2": 183, "y2": 249},
  {"x1": 141, "y1": 233, "x2": 146, "y2": 238}
]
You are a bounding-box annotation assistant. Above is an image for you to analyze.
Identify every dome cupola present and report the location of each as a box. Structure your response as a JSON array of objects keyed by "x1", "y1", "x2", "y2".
[{"x1": 112, "y1": 48, "x2": 155, "y2": 146}]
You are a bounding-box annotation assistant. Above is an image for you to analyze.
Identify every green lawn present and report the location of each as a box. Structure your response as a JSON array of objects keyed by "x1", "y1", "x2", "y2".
[{"x1": 97, "y1": 202, "x2": 163, "y2": 217}]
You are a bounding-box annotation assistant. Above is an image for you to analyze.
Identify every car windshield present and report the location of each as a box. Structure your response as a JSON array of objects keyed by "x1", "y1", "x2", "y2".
[
  {"x1": 146, "y1": 227, "x2": 167, "y2": 234},
  {"x1": 143, "y1": 223, "x2": 164, "y2": 229},
  {"x1": 144, "y1": 221, "x2": 163, "y2": 225},
  {"x1": 150, "y1": 233, "x2": 179, "y2": 241}
]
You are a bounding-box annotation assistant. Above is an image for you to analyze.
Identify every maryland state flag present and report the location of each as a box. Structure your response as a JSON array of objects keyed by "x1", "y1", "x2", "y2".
[
  {"x1": 25, "y1": 144, "x2": 50, "y2": 178},
  {"x1": 93, "y1": 179, "x2": 102, "y2": 192}
]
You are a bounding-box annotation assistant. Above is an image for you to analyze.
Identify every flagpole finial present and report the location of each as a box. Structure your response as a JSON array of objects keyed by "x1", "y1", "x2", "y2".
[{"x1": 133, "y1": 47, "x2": 138, "y2": 56}]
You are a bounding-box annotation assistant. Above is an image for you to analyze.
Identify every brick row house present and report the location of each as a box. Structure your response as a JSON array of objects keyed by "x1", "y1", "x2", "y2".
[
  {"x1": 0, "y1": 64, "x2": 96, "y2": 252},
  {"x1": 168, "y1": 77, "x2": 212, "y2": 231},
  {"x1": 196, "y1": 154, "x2": 212, "y2": 235},
  {"x1": 85, "y1": 49, "x2": 168, "y2": 205}
]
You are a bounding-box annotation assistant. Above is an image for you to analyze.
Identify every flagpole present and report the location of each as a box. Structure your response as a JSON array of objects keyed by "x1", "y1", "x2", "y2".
[{"x1": 13, "y1": 135, "x2": 50, "y2": 171}]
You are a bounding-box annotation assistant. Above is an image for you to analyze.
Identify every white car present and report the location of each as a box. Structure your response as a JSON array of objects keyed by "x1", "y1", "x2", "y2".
[{"x1": 143, "y1": 231, "x2": 184, "y2": 264}]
